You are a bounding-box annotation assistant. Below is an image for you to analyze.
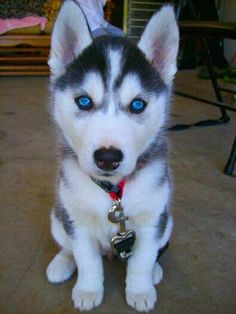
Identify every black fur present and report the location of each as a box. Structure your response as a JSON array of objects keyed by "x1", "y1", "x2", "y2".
[
  {"x1": 135, "y1": 134, "x2": 168, "y2": 170},
  {"x1": 55, "y1": 36, "x2": 167, "y2": 96},
  {"x1": 54, "y1": 200, "x2": 74, "y2": 236},
  {"x1": 157, "y1": 208, "x2": 169, "y2": 239},
  {"x1": 60, "y1": 138, "x2": 77, "y2": 160}
]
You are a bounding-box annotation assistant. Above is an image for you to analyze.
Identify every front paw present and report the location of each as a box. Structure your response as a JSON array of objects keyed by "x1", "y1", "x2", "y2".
[
  {"x1": 126, "y1": 285, "x2": 157, "y2": 312},
  {"x1": 72, "y1": 284, "x2": 103, "y2": 311}
]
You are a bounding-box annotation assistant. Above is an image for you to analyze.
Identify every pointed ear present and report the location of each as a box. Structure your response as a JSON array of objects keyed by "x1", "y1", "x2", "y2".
[
  {"x1": 138, "y1": 5, "x2": 179, "y2": 86},
  {"x1": 48, "y1": 0, "x2": 92, "y2": 79}
]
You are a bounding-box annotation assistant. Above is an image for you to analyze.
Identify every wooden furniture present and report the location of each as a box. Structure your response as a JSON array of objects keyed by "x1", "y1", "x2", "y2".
[
  {"x1": 0, "y1": 1, "x2": 123, "y2": 76},
  {"x1": 0, "y1": 34, "x2": 50, "y2": 76}
]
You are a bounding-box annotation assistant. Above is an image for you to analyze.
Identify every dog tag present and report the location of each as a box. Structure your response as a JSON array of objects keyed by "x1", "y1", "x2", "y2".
[
  {"x1": 108, "y1": 199, "x2": 136, "y2": 260},
  {"x1": 111, "y1": 230, "x2": 136, "y2": 260}
]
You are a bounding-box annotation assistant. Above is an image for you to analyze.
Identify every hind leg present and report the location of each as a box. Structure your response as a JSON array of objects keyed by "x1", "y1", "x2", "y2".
[
  {"x1": 152, "y1": 262, "x2": 163, "y2": 285},
  {"x1": 46, "y1": 211, "x2": 76, "y2": 283},
  {"x1": 47, "y1": 249, "x2": 76, "y2": 283},
  {"x1": 152, "y1": 214, "x2": 173, "y2": 286}
]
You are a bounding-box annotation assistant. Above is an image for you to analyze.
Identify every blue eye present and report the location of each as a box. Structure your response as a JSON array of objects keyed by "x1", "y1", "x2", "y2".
[
  {"x1": 75, "y1": 96, "x2": 93, "y2": 110},
  {"x1": 129, "y1": 99, "x2": 146, "y2": 114}
]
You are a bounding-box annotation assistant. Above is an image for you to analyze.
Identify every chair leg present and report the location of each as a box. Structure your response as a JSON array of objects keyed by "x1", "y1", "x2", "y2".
[
  {"x1": 224, "y1": 137, "x2": 236, "y2": 176},
  {"x1": 201, "y1": 37, "x2": 235, "y2": 176},
  {"x1": 201, "y1": 37, "x2": 230, "y2": 123}
]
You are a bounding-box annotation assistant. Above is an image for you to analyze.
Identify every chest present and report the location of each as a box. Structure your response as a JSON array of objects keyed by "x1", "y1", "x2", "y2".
[{"x1": 58, "y1": 159, "x2": 166, "y2": 236}]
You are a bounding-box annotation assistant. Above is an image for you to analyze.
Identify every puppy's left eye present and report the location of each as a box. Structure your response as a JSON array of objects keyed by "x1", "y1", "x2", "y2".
[
  {"x1": 129, "y1": 99, "x2": 147, "y2": 114},
  {"x1": 75, "y1": 96, "x2": 93, "y2": 111}
]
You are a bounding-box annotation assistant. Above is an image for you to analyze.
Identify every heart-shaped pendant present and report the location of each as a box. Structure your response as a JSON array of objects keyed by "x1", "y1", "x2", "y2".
[{"x1": 110, "y1": 230, "x2": 136, "y2": 260}]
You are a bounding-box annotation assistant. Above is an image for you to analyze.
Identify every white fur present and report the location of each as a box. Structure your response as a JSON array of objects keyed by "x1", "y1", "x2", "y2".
[
  {"x1": 46, "y1": 249, "x2": 76, "y2": 283},
  {"x1": 108, "y1": 49, "x2": 122, "y2": 93},
  {"x1": 53, "y1": 86, "x2": 167, "y2": 184},
  {"x1": 153, "y1": 263, "x2": 163, "y2": 285},
  {"x1": 75, "y1": 72, "x2": 105, "y2": 105},
  {"x1": 138, "y1": 5, "x2": 179, "y2": 85},
  {"x1": 49, "y1": 156, "x2": 171, "y2": 311},
  {"x1": 119, "y1": 73, "x2": 143, "y2": 106},
  {"x1": 47, "y1": 2, "x2": 179, "y2": 312},
  {"x1": 48, "y1": 0, "x2": 92, "y2": 80}
]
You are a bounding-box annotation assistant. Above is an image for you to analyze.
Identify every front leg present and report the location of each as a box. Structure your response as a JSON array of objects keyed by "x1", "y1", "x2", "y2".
[
  {"x1": 126, "y1": 227, "x2": 158, "y2": 312},
  {"x1": 71, "y1": 228, "x2": 104, "y2": 311}
]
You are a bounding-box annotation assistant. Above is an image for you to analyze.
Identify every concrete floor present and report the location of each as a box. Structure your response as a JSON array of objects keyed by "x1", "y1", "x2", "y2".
[{"x1": 0, "y1": 75, "x2": 235, "y2": 314}]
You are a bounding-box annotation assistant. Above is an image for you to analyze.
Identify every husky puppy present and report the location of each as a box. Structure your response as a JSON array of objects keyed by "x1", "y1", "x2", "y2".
[{"x1": 46, "y1": 0, "x2": 179, "y2": 312}]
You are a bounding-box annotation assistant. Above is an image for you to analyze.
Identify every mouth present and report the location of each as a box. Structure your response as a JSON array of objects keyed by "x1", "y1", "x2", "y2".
[
  {"x1": 101, "y1": 173, "x2": 113, "y2": 177},
  {"x1": 93, "y1": 169, "x2": 120, "y2": 181}
]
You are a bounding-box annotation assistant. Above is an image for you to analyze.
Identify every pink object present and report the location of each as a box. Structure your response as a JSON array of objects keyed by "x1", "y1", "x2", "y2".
[{"x1": 0, "y1": 16, "x2": 47, "y2": 35}]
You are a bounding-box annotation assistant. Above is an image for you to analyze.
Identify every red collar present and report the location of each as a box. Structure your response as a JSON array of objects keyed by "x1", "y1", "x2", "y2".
[
  {"x1": 109, "y1": 179, "x2": 126, "y2": 200},
  {"x1": 90, "y1": 177, "x2": 127, "y2": 200}
]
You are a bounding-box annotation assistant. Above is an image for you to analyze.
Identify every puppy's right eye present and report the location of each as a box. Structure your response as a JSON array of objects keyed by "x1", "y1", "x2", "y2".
[{"x1": 75, "y1": 96, "x2": 93, "y2": 111}]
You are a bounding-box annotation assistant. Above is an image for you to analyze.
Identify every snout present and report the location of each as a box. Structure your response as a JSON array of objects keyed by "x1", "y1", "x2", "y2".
[{"x1": 94, "y1": 147, "x2": 123, "y2": 171}]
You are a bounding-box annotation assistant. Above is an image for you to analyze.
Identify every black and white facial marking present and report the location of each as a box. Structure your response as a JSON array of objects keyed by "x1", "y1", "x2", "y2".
[
  {"x1": 49, "y1": 1, "x2": 179, "y2": 182},
  {"x1": 53, "y1": 38, "x2": 167, "y2": 182}
]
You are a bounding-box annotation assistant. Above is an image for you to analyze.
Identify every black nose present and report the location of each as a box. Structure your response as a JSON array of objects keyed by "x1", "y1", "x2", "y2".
[{"x1": 94, "y1": 147, "x2": 123, "y2": 171}]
